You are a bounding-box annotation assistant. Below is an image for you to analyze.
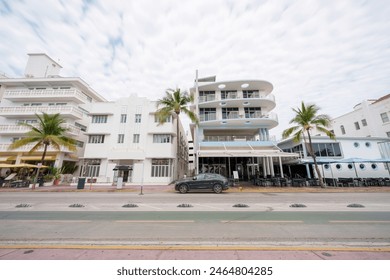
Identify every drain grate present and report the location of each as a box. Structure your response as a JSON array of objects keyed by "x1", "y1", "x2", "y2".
[
  {"x1": 122, "y1": 203, "x2": 139, "y2": 208},
  {"x1": 177, "y1": 203, "x2": 193, "y2": 208},
  {"x1": 15, "y1": 204, "x2": 31, "y2": 208},
  {"x1": 289, "y1": 203, "x2": 307, "y2": 208},
  {"x1": 233, "y1": 203, "x2": 249, "y2": 208},
  {"x1": 347, "y1": 203, "x2": 365, "y2": 208},
  {"x1": 69, "y1": 203, "x2": 85, "y2": 208}
]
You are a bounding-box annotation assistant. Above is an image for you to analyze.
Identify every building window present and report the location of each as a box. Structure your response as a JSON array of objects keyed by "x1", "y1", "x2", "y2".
[
  {"x1": 76, "y1": 140, "x2": 84, "y2": 148},
  {"x1": 244, "y1": 107, "x2": 262, "y2": 118},
  {"x1": 120, "y1": 114, "x2": 127, "y2": 123},
  {"x1": 381, "y1": 112, "x2": 389, "y2": 123},
  {"x1": 81, "y1": 159, "x2": 100, "y2": 177},
  {"x1": 371, "y1": 163, "x2": 378, "y2": 170},
  {"x1": 354, "y1": 122, "x2": 360, "y2": 130},
  {"x1": 361, "y1": 119, "x2": 367, "y2": 126},
  {"x1": 309, "y1": 142, "x2": 342, "y2": 157},
  {"x1": 354, "y1": 142, "x2": 359, "y2": 148},
  {"x1": 336, "y1": 164, "x2": 342, "y2": 170},
  {"x1": 347, "y1": 164, "x2": 353, "y2": 169},
  {"x1": 133, "y1": 134, "x2": 140, "y2": 143},
  {"x1": 153, "y1": 134, "x2": 171, "y2": 143},
  {"x1": 151, "y1": 159, "x2": 171, "y2": 177},
  {"x1": 75, "y1": 122, "x2": 87, "y2": 132},
  {"x1": 154, "y1": 115, "x2": 172, "y2": 123},
  {"x1": 199, "y1": 108, "x2": 216, "y2": 121},
  {"x1": 118, "y1": 134, "x2": 124, "y2": 144},
  {"x1": 359, "y1": 163, "x2": 366, "y2": 170},
  {"x1": 92, "y1": 115, "x2": 108, "y2": 123},
  {"x1": 88, "y1": 135, "x2": 105, "y2": 143},
  {"x1": 340, "y1": 125, "x2": 346, "y2": 135},
  {"x1": 135, "y1": 114, "x2": 142, "y2": 123},
  {"x1": 222, "y1": 107, "x2": 239, "y2": 119},
  {"x1": 387, "y1": 132, "x2": 390, "y2": 138},
  {"x1": 365, "y1": 142, "x2": 371, "y2": 147}
]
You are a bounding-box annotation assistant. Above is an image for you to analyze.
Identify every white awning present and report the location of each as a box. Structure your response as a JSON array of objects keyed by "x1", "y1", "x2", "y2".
[{"x1": 198, "y1": 150, "x2": 299, "y2": 158}]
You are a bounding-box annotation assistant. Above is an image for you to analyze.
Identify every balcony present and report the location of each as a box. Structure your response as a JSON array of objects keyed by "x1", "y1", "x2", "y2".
[
  {"x1": 199, "y1": 113, "x2": 217, "y2": 122},
  {"x1": 199, "y1": 94, "x2": 216, "y2": 103},
  {"x1": 0, "y1": 105, "x2": 84, "y2": 119},
  {"x1": 3, "y1": 88, "x2": 90, "y2": 103},
  {"x1": 0, "y1": 123, "x2": 82, "y2": 136},
  {"x1": 0, "y1": 143, "x2": 75, "y2": 153},
  {"x1": 200, "y1": 111, "x2": 278, "y2": 128}
]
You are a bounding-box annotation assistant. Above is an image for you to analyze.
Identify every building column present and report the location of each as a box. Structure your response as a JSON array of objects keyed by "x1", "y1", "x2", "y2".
[
  {"x1": 305, "y1": 164, "x2": 311, "y2": 178},
  {"x1": 270, "y1": 157, "x2": 275, "y2": 177},
  {"x1": 262, "y1": 157, "x2": 267, "y2": 178},
  {"x1": 279, "y1": 157, "x2": 284, "y2": 178}
]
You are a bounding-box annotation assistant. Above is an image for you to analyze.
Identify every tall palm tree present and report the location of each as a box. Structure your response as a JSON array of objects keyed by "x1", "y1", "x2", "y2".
[
  {"x1": 8, "y1": 112, "x2": 76, "y2": 168},
  {"x1": 282, "y1": 102, "x2": 335, "y2": 188},
  {"x1": 156, "y1": 88, "x2": 198, "y2": 180}
]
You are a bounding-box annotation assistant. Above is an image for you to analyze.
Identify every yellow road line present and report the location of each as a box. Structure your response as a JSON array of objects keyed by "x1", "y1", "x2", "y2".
[
  {"x1": 329, "y1": 220, "x2": 390, "y2": 224},
  {"x1": 115, "y1": 220, "x2": 195, "y2": 223},
  {"x1": 220, "y1": 220, "x2": 303, "y2": 223},
  {"x1": 0, "y1": 244, "x2": 389, "y2": 252}
]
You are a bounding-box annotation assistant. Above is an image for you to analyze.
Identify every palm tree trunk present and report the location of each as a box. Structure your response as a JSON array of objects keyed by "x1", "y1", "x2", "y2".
[
  {"x1": 176, "y1": 114, "x2": 180, "y2": 180},
  {"x1": 33, "y1": 144, "x2": 48, "y2": 190},
  {"x1": 307, "y1": 131, "x2": 325, "y2": 188}
]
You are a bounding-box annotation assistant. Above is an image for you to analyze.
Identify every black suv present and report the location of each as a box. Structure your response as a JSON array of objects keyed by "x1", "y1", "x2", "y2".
[{"x1": 175, "y1": 173, "x2": 229, "y2": 194}]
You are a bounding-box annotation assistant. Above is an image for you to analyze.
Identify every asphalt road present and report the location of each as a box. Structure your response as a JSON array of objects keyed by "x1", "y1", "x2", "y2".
[{"x1": 0, "y1": 192, "x2": 389, "y2": 260}]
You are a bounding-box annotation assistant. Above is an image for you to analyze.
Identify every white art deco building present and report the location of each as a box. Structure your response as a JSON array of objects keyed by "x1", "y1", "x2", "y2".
[
  {"x1": 190, "y1": 77, "x2": 298, "y2": 181},
  {"x1": 81, "y1": 96, "x2": 188, "y2": 184},
  {"x1": 0, "y1": 54, "x2": 106, "y2": 169}
]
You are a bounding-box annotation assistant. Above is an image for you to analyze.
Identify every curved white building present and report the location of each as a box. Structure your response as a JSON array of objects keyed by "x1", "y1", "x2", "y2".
[{"x1": 190, "y1": 77, "x2": 297, "y2": 181}]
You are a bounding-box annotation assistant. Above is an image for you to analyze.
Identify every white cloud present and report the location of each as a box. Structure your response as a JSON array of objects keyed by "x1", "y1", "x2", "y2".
[{"x1": 1, "y1": 0, "x2": 390, "y2": 138}]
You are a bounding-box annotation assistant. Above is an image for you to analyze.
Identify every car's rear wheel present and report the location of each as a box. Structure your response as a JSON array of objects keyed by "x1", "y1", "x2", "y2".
[
  {"x1": 178, "y1": 184, "x2": 188, "y2": 194},
  {"x1": 213, "y1": 183, "x2": 223, "y2": 194}
]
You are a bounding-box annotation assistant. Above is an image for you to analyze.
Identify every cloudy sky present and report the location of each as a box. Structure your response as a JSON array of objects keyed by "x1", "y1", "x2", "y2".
[{"x1": 1, "y1": 0, "x2": 390, "y2": 138}]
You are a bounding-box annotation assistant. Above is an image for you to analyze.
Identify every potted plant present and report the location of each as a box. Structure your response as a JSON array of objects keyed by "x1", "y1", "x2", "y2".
[
  {"x1": 43, "y1": 174, "x2": 54, "y2": 186},
  {"x1": 52, "y1": 167, "x2": 64, "y2": 185}
]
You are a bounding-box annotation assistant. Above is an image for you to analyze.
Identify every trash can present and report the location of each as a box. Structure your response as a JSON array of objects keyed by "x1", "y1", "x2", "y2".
[
  {"x1": 38, "y1": 177, "x2": 44, "y2": 187},
  {"x1": 77, "y1": 177, "x2": 86, "y2": 189}
]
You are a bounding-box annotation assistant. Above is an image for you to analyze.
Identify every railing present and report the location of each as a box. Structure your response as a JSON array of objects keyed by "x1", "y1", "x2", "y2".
[
  {"x1": 203, "y1": 136, "x2": 257, "y2": 142},
  {"x1": 221, "y1": 93, "x2": 238, "y2": 100},
  {"x1": 0, "y1": 106, "x2": 84, "y2": 118},
  {"x1": 4, "y1": 88, "x2": 90, "y2": 102},
  {"x1": 245, "y1": 111, "x2": 262, "y2": 118},
  {"x1": 0, "y1": 123, "x2": 81, "y2": 135},
  {"x1": 199, "y1": 113, "x2": 217, "y2": 121},
  {"x1": 223, "y1": 112, "x2": 240, "y2": 119},
  {"x1": 0, "y1": 143, "x2": 75, "y2": 152},
  {"x1": 199, "y1": 94, "x2": 216, "y2": 103}
]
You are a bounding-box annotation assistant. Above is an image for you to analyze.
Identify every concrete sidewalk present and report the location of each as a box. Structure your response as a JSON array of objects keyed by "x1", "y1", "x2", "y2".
[{"x1": 2, "y1": 183, "x2": 390, "y2": 193}]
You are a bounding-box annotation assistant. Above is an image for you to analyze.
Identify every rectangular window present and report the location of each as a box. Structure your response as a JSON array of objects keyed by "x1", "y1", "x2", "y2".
[
  {"x1": 199, "y1": 91, "x2": 215, "y2": 102},
  {"x1": 76, "y1": 140, "x2": 84, "y2": 148},
  {"x1": 381, "y1": 112, "x2": 389, "y2": 123},
  {"x1": 354, "y1": 122, "x2": 360, "y2": 130},
  {"x1": 81, "y1": 159, "x2": 100, "y2": 177},
  {"x1": 221, "y1": 90, "x2": 237, "y2": 99},
  {"x1": 120, "y1": 114, "x2": 127, "y2": 123},
  {"x1": 88, "y1": 135, "x2": 105, "y2": 143},
  {"x1": 135, "y1": 114, "x2": 142, "y2": 123},
  {"x1": 151, "y1": 159, "x2": 171, "y2": 177},
  {"x1": 153, "y1": 134, "x2": 171, "y2": 143},
  {"x1": 307, "y1": 142, "x2": 341, "y2": 157},
  {"x1": 199, "y1": 108, "x2": 216, "y2": 121},
  {"x1": 92, "y1": 115, "x2": 108, "y2": 123},
  {"x1": 243, "y1": 90, "x2": 260, "y2": 98},
  {"x1": 222, "y1": 107, "x2": 239, "y2": 119},
  {"x1": 118, "y1": 134, "x2": 124, "y2": 143},
  {"x1": 75, "y1": 122, "x2": 87, "y2": 132},
  {"x1": 154, "y1": 115, "x2": 172, "y2": 123},
  {"x1": 361, "y1": 119, "x2": 367, "y2": 126},
  {"x1": 244, "y1": 107, "x2": 262, "y2": 118},
  {"x1": 133, "y1": 134, "x2": 140, "y2": 143},
  {"x1": 340, "y1": 125, "x2": 346, "y2": 135}
]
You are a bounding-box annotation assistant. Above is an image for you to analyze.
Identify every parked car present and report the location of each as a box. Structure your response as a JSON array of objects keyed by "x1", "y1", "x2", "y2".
[{"x1": 175, "y1": 173, "x2": 229, "y2": 194}]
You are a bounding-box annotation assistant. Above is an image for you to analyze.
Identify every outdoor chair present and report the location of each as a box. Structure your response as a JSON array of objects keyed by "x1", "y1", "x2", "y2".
[{"x1": 2, "y1": 173, "x2": 17, "y2": 187}]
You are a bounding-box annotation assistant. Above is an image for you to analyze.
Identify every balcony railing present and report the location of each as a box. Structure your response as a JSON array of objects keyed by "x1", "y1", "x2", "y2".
[
  {"x1": 0, "y1": 123, "x2": 82, "y2": 135},
  {"x1": 4, "y1": 88, "x2": 90, "y2": 102},
  {"x1": 198, "y1": 93, "x2": 275, "y2": 103},
  {"x1": 0, "y1": 143, "x2": 75, "y2": 153},
  {"x1": 202, "y1": 135, "x2": 276, "y2": 142},
  {"x1": 0, "y1": 106, "x2": 84, "y2": 118},
  {"x1": 199, "y1": 95, "x2": 216, "y2": 103},
  {"x1": 199, "y1": 113, "x2": 217, "y2": 121}
]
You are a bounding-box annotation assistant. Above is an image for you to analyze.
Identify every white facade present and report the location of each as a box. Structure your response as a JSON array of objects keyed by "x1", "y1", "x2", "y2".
[
  {"x1": 190, "y1": 78, "x2": 298, "y2": 180},
  {"x1": 330, "y1": 94, "x2": 390, "y2": 138},
  {"x1": 278, "y1": 136, "x2": 390, "y2": 179},
  {"x1": 0, "y1": 54, "x2": 106, "y2": 169},
  {"x1": 81, "y1": 95, "x2": 188, "y2": 184}
]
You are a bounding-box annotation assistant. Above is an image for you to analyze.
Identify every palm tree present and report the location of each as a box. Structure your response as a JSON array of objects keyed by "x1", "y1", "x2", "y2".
[
  {"x1": 282, "y1": 102, "x2": 335, "y2": 187},
  {"x1": 8, "y1": 113, "x2": 77, "y2": 187},
  {"x1": 156, "y1": 88, "x2": 198, "y2": 180}
]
